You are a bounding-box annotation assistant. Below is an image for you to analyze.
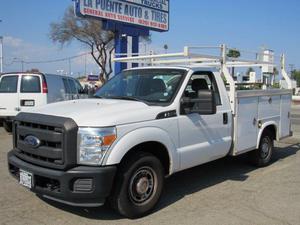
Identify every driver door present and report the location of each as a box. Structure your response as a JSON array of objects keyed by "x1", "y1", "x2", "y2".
[{"x1": 178, "y1": 72, "x2": 231, "y2": 170}]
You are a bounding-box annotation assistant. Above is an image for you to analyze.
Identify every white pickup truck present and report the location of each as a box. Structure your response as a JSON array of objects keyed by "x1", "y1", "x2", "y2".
[{"x1": 7, "y1": 45, "x2": 293, "y2": 218}]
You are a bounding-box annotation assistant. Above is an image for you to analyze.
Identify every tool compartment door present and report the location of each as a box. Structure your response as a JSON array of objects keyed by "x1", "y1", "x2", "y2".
[
  {"x1": 234, "y1": 96, "x2": 258, "y2": 154},
  {"x1": 280, "y1": 94, "x2": 292, "y2": 138}
]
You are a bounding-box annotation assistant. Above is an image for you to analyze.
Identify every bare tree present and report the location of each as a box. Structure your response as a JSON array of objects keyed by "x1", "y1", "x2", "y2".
[{"x1": 50, "y1": 6, "x2": 115, "y2": 82}]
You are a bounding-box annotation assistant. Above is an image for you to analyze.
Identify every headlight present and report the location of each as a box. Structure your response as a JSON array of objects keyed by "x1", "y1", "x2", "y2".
[{"x1": 77, "y1": 127, "x2": 117, "y2": 165}]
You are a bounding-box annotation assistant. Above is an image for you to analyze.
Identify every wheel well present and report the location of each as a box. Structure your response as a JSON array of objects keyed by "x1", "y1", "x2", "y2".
[
  {"x1": 120, "y1": 142, "x2": 170, "y2": 175},
  {"x1": 262, "y1": 125, "x2": 277, "y2": 140}
]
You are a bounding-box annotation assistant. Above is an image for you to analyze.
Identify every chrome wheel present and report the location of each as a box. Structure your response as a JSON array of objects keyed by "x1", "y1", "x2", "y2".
[{"x1": 129, "y1": 166, "x2": 157, "y2": 205}]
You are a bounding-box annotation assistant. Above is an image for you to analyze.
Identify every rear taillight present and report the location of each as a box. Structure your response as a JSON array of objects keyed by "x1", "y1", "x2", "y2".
[{"x1": 42, "y1": 81, "x2": 48, "y2": 93}]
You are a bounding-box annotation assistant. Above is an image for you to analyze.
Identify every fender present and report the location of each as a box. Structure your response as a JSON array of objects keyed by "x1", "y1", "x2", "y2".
[
  {"x1": 104, "y1": 127, "x2": 179, "y2": 175},
  {"x1": 256, "y1": 121, "x2": 278, "y2": 148}
]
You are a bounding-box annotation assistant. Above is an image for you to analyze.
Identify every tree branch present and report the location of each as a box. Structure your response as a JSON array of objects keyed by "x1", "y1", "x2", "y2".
[{"x1": 50, "y1": 5, "x2": 123, "y2": 82}]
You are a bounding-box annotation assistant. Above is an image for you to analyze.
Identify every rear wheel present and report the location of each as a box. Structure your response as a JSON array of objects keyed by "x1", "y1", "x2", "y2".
[
  {"x1": 250, "y1": 130, "x2": 274, "y2": 167},
  {"x1": 3, "y1": 120, "x2": 12, "y2": 133},
  {"x1": 110, "y1": 152, "x2": 165, "y2": 218}
]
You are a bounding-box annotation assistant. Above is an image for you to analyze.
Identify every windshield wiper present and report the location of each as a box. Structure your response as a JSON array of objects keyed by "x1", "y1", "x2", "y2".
[
  {"x1": 93, "y1": 96, "x2": 149, "y2": 105},
  {"x1": 108, "y1": 96, "x2": 141, "y2": 102},
  {"x1": 94, "y1": 95, "x2": 139, "y2": 101},
  {"x1": 110, "y1": 96, "x2": 151, "y2": 105}
]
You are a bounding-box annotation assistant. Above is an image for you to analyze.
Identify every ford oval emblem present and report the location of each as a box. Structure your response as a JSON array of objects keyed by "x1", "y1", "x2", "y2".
[{"x1": 24, "y1": 135, "x2": 41, "y2": 148}]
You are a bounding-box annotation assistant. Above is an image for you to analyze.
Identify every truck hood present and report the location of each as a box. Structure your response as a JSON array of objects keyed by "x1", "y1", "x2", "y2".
[{"x1": 30, "y1": 99, "x2": 164, "y2": 127}]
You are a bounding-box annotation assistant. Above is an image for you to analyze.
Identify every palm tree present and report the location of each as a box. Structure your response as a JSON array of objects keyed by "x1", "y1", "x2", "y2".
[
  {"x1": 163, "y1": 44, "x2": 168, "y2": 54},
  {"x1": 227, "y1": 49, "x2": 241, "y2": 77},
  {"x1": 246, "y1": 67, "x2": 254, "y2": 75}
]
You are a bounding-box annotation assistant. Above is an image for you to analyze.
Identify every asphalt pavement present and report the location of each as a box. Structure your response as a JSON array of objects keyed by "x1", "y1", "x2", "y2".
[{"x1": 0, "y1": 106, "x2": 299, "y2": 225}]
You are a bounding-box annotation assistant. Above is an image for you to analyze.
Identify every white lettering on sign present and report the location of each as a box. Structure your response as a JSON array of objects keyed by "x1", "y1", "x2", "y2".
[{"x1": 77, "y1": 0, "x2": 169, "y2": 31}]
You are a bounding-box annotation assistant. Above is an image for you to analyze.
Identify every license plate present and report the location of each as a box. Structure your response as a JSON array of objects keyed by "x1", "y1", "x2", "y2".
[
  {"x1": 24, "y1": 100, "x2": 35, "y2": 106},
  {"x1": 21, "y1": 100, "x2": 35, "y2": 107},
  {"x1": 19, "y1": 170, "x2": 33, "y2": 189}
]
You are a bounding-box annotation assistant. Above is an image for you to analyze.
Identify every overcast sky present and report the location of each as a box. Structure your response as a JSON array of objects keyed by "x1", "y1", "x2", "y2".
[{"x1": 0, "y1": 0, "x2": 299, "y2": 76}]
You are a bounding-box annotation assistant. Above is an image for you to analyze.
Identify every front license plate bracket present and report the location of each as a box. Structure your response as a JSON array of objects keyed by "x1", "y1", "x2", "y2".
[{"x1": 19, "y1": 170, "x2": 33, "y2": 189}]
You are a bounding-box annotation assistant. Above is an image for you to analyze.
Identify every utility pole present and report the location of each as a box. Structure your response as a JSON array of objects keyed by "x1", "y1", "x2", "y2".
[
  {"x1": 68, "y1": 58, "x2": 71, "y2": 76},
  {"x1": 0, "y1": 36, "x2": 3, "y2": 73},
  {"x1": 21, "y1": 60, "x2": 24, "y2": 72},
  {"x1": 13, "y1": 58, "x2": 24, "y2": 72},
  {"x1": 289, "y1": 64, "x2": 294, "y2": 74},
  {"x1": 0, "y1": 20, "x2": 3, "y2": 73},
  {"x1": 84, "y1": 53, "x2": 87, "y2": 76}
]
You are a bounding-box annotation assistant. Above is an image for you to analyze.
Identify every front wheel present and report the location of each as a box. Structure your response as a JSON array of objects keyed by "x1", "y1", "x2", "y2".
[
  {"x1": 250, "y1": 130, "x2": 274, "y2": 167},
  {"x1": 110, "y1": 152, "x2": 165, "y2": 218}
]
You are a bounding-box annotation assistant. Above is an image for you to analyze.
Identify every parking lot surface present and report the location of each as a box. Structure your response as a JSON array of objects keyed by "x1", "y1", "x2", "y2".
[{"x1": 0, "y1": 106, "x2": 299, "y2": 225}]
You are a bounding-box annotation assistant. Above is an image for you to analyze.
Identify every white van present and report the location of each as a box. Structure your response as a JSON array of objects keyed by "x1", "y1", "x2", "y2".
[{"x1": 0, "y1": 72, "x2": 85, "y2": 132}]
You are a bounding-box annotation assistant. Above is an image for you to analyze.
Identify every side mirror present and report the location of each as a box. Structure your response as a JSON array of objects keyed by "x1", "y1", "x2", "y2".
[{"x1": 181, "y1": 90, "x2": 216, "y2": 115}]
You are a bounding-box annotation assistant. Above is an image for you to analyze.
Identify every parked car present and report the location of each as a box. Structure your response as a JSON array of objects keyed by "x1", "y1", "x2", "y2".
[
  {"x1": 0, "y1": 72, "x2": 85, "y2": 132},
  {"x1": 7, "y1": 46, "x2": 293, "y2": 218}
]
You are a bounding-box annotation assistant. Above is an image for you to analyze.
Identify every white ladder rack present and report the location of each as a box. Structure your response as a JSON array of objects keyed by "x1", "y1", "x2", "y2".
[{"x1": 113, "y1": 45, "x2": 277, "y2": 68}]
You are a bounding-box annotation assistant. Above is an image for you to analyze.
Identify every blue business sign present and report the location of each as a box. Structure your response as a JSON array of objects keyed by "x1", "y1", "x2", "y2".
[
  {"x1": 75, "y1": 0, "x2": 169, "y2": 32},
  {"x1": 87, "y1": 75, "x2": 99, "y2": 81}
]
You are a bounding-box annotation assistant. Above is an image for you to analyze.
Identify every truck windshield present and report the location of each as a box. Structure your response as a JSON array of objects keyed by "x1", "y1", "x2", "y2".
[{"x1": 95, "y1": 69, "x2": 186, "y2": 104}]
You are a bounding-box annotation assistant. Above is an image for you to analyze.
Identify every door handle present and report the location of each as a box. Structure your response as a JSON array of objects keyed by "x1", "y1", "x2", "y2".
[{"x1": 223, "y1": 113, "x2": 228, "y2": 125}]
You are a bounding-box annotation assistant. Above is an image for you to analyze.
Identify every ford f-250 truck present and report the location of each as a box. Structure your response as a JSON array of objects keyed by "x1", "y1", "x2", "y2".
[{"x1": 7, "y1": 45, "x2": 293, "y2": 218}]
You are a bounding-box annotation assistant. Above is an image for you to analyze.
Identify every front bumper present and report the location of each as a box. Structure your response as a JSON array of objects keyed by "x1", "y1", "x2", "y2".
[{"x1": 8, "y1": 151, "x2": 117, "y2": 207}]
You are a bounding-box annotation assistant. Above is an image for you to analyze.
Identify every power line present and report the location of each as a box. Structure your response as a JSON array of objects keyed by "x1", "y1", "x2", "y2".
[
  {"x1": 23, "y1": 51, "x2": 89, "y2": 64},
  {"x1": 3, "y1": 48, "x2": 111, "y2": 75},
  {"x1": 3, "y1": 51, "x2": 90, "y2": 66},
  {"x1": 3, "y1": 51, "x2": 92, "y2": 75}
]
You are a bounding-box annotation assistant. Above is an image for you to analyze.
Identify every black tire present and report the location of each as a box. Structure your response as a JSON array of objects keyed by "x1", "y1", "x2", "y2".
[
  {"x1": 110, "y1": 152, "x2": 165, "y2": 219},
  {"x1": 250, "y1": 130, "x2": 274, "y2": 167},
  {"x1": 3, "y1": 120, "x2": 12, "y2": 133}
]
